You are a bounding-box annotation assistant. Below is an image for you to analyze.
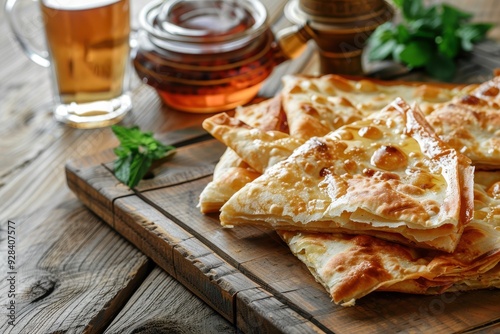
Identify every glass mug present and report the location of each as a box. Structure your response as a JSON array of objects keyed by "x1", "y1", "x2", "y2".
[{"x1": 5, "y1": 0, "x2": 132, "y2": 128}]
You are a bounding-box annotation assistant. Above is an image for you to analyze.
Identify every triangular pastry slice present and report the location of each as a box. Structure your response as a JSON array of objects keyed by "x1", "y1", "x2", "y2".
[
  {"x1": 220, "y1": 98, "x2": 474, "y2": 252},
  {"x1": 426, "y1": 75, "x2": 500, "y2": 169},
  {"x1": 198, "y1": 96, "x2": 289, "y2": 213},
  {"x1": 233, "y1": 95, "x2": 289, "y2": 133},
  {"x1": 280, "y1": 74, "x2": 471, "y2": 139},
  {"x1": 281, "y1": 75, "x2": 364, "y2": 140},
  {"x1": 198, "y1": 148, "x2": 260, "y2": 213},
  {"x1": 202, "y1": 112, "x2": 304, "y2": 174},
  {"x1": 277, "y1": 170, "x2": 500, "y2": 306}
]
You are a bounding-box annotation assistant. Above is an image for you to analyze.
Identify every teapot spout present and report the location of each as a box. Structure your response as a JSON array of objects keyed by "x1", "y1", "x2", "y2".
[{"x1": 275, "y1": 23, "x2": 315, "y2": 62}]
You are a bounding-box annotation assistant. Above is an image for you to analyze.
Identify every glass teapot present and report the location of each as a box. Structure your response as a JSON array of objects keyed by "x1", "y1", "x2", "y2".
[
  {"x1": 133, "y1": 0, "x2": 393, "y2": 113},
  {"x1": 133, "y1": 0, "x2": 309, "y2": 113}
]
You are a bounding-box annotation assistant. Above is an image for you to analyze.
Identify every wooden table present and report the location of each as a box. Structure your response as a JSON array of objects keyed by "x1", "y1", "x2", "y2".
[{"x1": 1, "y1": 0, "x2": 500, "y2": 333}]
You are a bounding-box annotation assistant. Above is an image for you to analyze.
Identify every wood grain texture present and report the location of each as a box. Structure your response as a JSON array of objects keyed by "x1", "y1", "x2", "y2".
[
  {"x1": 236, "y1": 288, "x2": 325, "y2": 334},
  {"x1": 0, "y1": 200, "x2": 152, "y2": 333},
  {"x1": 104, "y1": 267, "x2": 235, "y2": 334},
  {"x1": 67, "y1": 135, "x2": 500, "y2": 333},
  {"x1": 5, "y1": 0, "x2": 500, "y2": 332},
  {"x1": 112, "y1": 190, "x2": 323, "y2": 333}
]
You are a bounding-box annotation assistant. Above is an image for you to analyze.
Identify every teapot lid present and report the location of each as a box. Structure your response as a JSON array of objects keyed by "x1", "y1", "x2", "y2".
[{"x1": 139, "y1": 0, "x2": 269, "y2": 54}]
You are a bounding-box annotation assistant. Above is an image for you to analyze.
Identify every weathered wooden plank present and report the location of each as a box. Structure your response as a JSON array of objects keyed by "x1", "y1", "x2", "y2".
[
  {"x1": 0, "y1": 200, "x2": 152, "y2": 333},
  {"x1": 66, "y1": 149, "x2": 132, "y2": 225},
  {"x1": 104, "y1": 267, "x2": 235, "y2": 334},
  {"x1": 139, "y1": 178, "x2": 293, "y2": 267},
  {"x1": 109, "y1": 190, "x2": 331, "y2": 333},
  {"x1": 313, "y1": 290, "x2": 500, "y2": 334},
  {"x1": 113, "y1": 195, "x2": 193, "y2": 277},
  {"x1": 236, "y1": 288, "x2": 326, "y2": 334},
  {"x1": 130, "y1": 167, "x2": 500, "y2": 333},
  {"x1": 113, "y1": 195, "x2": 263, "y2": 324}
]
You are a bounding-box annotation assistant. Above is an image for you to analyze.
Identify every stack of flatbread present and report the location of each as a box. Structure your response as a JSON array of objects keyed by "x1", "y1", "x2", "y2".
[{"x1": 198, "y1": 73, "x2": 500, "y2": 306}]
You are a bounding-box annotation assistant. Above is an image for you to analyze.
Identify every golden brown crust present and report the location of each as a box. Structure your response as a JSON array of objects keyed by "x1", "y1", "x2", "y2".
[
  {"x1": 280, "y1": 74, "x2": 471, "y2": 140},
  {"x1": 198, "y1": 97, "x2": 289, "y2": 213},
  {"x1": 426, "y1": 77, "x2": 500, "y2": 169},
  {"x1": 202, "y1": 113, "x2": 304, "y2": 174},
  {"x1": 198, "y1": 148, "x2": 261, "y2": 214},
  {"x1": 234, "y1": 94, "x2": 289, "y2": 133},
  {"x1": 220, "y1": 98, "x2": 474, "y2": 252},
  {"x1": 199, "y1": 73, "x2": 500, "y2": 306},
  {"x1": 199, "y1": 165, "x2": 261, "y2": 213},
  {"x1": 277, "y1": 174, "x2": 500, "y2": 305}
]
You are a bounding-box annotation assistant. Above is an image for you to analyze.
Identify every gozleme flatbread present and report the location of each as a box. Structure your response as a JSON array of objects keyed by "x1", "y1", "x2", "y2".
[
  {"x1": 199, "y1": 75, "x2": 496, "y2": 214},
  {"x1": 278, "y1": 171, "x2": 500, "y2": 306},
  {"x1": 280, "y1": 74, "x2": 473, "y2": 139},
  {"x1": 426, "y1": 76, "x2": 500, "y2": 169},
  {"x1": 198, "y1": 96, "x2": 288, "y2": 213},
  {"x1": 219, "y1": 98, "x2": 475, "y2": 252},
  {"x1": 471, "y1": 73, "x2": 500, "y2": 107},
  {"x1": 233, "y1": 95, "x2": 289, "y2": 133},
  {"x1": 202, "y1": 112, "x2": 304, "y2": 174},
  {"x1": 198, "y1": 148, "x2": 260, "y2": 213}
]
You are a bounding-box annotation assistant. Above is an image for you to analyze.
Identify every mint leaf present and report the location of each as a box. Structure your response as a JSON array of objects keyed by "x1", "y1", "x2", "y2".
[
  {"x1": 437, "y1": 27, "x2": 460, "y2": 59},
  {"x1": 425, "y1": 54, "x2": 456, "y2": 81},
  {"x1": 392, "y1": 0, "x2": 403, "y2": 8},
  {"x1": 396, "y1": 24, "x2": 410, "y2": 44},
  {"x1": 111, "y1": 125, "x2": 176, "y2": 188},
  {"x1": 398, "y1": 40, "x2": 432, "y2": 67},
  {"x1": 392, "y1": 44, "x2": 406, "y2": 63},
  {"x1": 457, "y1": 23, "x2": 494, "y2": 51},
  {"x1": 114, "y1": 155, "x2": 132, "y2": 185},
  {"x1": 369, "y1": 39, "x2": 397, "y2": 60},
  {"x1": 367, "y1": 0, "x2": 495, "y2": 81},
  {"x1": 441, "y1": 4, "x2": 473, "y2": 25},
  {"x1": 127, "y1": 154, "x2": 153, "y2": 190},
  {"x1": 402, "y1": 0, "x2": 424, "y2": 20}
]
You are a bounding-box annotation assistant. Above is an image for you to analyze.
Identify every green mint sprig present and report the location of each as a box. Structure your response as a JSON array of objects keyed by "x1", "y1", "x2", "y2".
[
  {"x1": 111, "y1": 125, "x2": 176, "y2": 188},
  {"x1": 368, "y1": 0, "x2": 494, "y2": 81}
]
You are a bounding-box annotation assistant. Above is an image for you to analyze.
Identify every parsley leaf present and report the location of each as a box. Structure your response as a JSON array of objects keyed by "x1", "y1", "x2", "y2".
[
  {"x1": 368, "y1": 0, "x2": 494, "y2": 81},
  {"x1": 111, "y1": 125, "x2": 176, "y2": 188}
]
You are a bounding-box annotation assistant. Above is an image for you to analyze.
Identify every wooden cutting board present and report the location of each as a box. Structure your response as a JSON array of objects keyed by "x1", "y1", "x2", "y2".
[{"x1": 65, "y1": 126, "x2": 500, "y2": 334}]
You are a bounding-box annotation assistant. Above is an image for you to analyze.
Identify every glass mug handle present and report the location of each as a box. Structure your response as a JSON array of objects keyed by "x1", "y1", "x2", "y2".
[{"x1": 5, "y1": 0, "x2": 50, "y2": 67}]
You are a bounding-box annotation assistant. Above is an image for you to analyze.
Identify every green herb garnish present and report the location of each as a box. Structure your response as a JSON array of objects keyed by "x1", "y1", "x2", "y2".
[
  {"x1": 111, "y1": 125, "x2": 176, "y2": 188},
  {"x1": 368, "y1": 0, "x2": 494, "y2": 81}
]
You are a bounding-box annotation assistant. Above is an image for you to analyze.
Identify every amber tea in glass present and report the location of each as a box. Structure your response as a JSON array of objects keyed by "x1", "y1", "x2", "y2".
[{"x1": 5, "y1": 0, "x2": 132, "y2": 128}]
